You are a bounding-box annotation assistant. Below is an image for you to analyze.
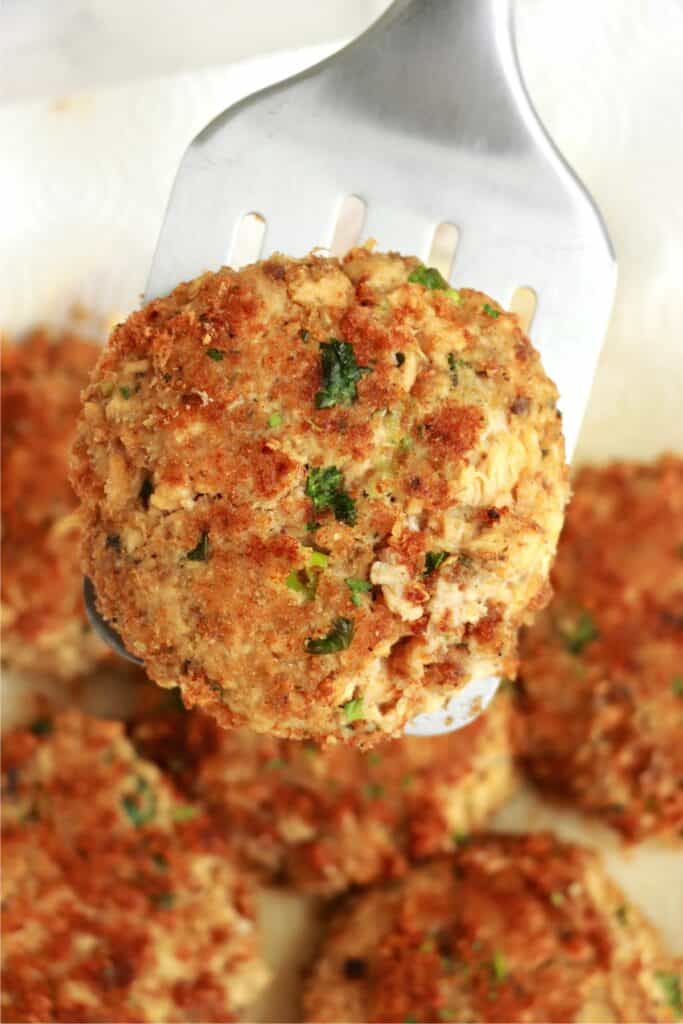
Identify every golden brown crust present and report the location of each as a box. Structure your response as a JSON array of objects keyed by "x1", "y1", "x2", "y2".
[
  {"x1": 2, "y1": 329, "x2": 110, "y2": 678},
  {"x1": 72, "y1": 249, "x2": 568, "y2": 743},
  {"x1": 131, "y1": 692, "x2": 517, "y2": 895},
  {"x1": 1, "y1": 710, "x2": 268, "y2": 1022},
  {"x1": 513, "y1": 456, "x2": 683, "y2": 841},
  {"x1": 303, "y1": 833, "x2": 680, "y2": 1023}
]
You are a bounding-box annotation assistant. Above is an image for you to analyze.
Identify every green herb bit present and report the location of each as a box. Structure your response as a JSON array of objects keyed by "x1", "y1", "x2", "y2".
[
  {"x1": 395, "y1": 351, "x2": 406, "y2": 367},
  {"x1": 445, "y1": 288, "x2": 462, "y2": 303},
  {"x1": 615, "y1": 904, "x2": 628, "y2": 925},
  {"x1": 306, "y1": 617, "x2": 354, "y2": 656},
  {"x1": 418, "y1": 938, "x2": 436, "y2": 954},
  {"x1": 490, "y1": 950, "x2": 508, "y2": 983},
  {"x1": 424, "y1": 550, "x2": 450, "y2": 576},
  {"x1": 408, "y1": 265, "x2": 449, "y2": 290},
  {"x1": 206, "y1": 348, "x2": 224, "y2": 361},
  {"x1": 482, "y1": 303, "x2": 501, "y2": 318},
  {"x1": 309, "y1": 550, "x2": 329, "y2": 569},
  {"x1": 342, "y1": 695, "x2": 364, "y2": 722},
  {"x1": 364, "y1": 782, "x2": 384, "y2": 800},
  {"x1": 122, "y1": 777, "x2": 157, "y2": 828},
  {"x1": 151, "y1": 891, "x2": 175, "y2": 910},
  {"x1": 305, "y1": 466, "x2": 357, "y2": 525},
  {"x1": 267, "y1": 411, "x2": 283, "y2": 428},
  {"x1": 299, "y1": 328, "x2": 310, "y2": 342},
  {"x1": 550, "y1": 890, "x2": 565, "y2": 907},
  {"x1": 447, "y1": 353, "x2": 467, "y2": 386},
  {"x1": 172, "y1": 804, "x2": 197, "y2": 823},
  {"x1": 305, "y1": 520, "x2": 321, "y2": 532},
  {"x1": 655, "y1": 972, "x2": 683, "y2": 1016},
  {"x1": 186, "y1": 531, "x2": 210, "y2": 562},
  {"x1": 29, "y1": 717, "x2": 53, "y2": 737},
  {"x1": 672, "y1": 676, "x2": 683, "y2": 697},
  {"x1": 562, "y1": 611, "x2": 599, "y2": 654},
  {"x1": 265, "y1": 758, "x2": 286, "y2": 771},
  {"x1": 119, "y1": 385, "x2": 131, "y2": 399},
  {"x1": 286, "y1": 568, "x2": 318, "y2": 602},
  {"x1": 451, "y1": 830, "x2": 469, "y2": 846},
  {"x1": 315, "y1": 339, "x2": 372, "y2": 409},
  {"x1": 345, "y1": 577, "x2": 372, "y2": 607}
]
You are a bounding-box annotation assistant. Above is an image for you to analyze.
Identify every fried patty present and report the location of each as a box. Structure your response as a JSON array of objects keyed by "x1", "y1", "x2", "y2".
[
  {"x1": 303, "y1": 833, "x2": 681, "y2": 1023},
  {"x1": 2, "y1": 329, "x2": 110, "y2": 679},
  {"x1": 1, "y1": 710, "x2": 268, "y2": 1023},
  {"x1": 132, "y1": 692, "x2": 516, "y2": 895},
  {"x1": 513, "y1": 456, "x2": 683, "y2": 841},
  {"x1": 72, "y1": 247, "x2": 568, "y2": 743}
]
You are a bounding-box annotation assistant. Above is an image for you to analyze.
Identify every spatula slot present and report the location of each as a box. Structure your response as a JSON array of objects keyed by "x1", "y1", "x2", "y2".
[
  {"x1": 509, "y1": 285, "x2": 537, "y2": 332},
  {"x1": 427, "y1": 222, "x2": 459, "y2": 280},
  {"x1": 230, "y1": 212, "x2": 266, "y2": 268},
  {"x1": 330, "y1": 195, "x2": 367, "y2": 257}
]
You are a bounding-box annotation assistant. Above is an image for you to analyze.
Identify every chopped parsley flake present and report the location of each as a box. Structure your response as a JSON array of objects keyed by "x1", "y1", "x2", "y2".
[
  {"x1": 672, "y1": 676, "x2": 683, "y2": 697},
  {"x1": 342, "y1": 696, "x2": 365, "y2": 722},
  {"x1": 185, "y1": 531, "x2": 210, "y2": 562},
  {"x1": 172, "y1": 804, "x2": 197, "y2": 823},
  {"x1": 408, "y1": 265, "x2": 449, "y2": 289},
  {"x1": 119, "y1": 385, "x2": 131, "y2": 399},
  {"x1": 424, "y1": 550, "x2": 449, "y2": 576},
  {"x1": 482, "y1": 303, "x2": 501, "y2": 318},
  {"x1": 395, "y1": 352, "x2": 406, "y2": 367},
  {"x1": 447, "y1": 353, "x2": 467, "y2": 386},
  {"x1": 305, "y1": 466, "x2": 357, "y2": 525},
  {"x1": 306, "y1": 617, "x2": 354, "y2": 655},
  {"x1": 345, "y1": 577, "x2": 372, "y2": 606},
  {"x1": 29, "y1": 717, "x2": 52, "y2": 737},
  {"x1": 267, "y1": 411, "x2": 283, "y2": 428},
  {"x1": 364, "y1": 782, "x2": 384, "y2": 800},
  {"x1": 656, "y1": 972, "x2": 683, "y2": 1016},
  {"x1": 151, "y1": 891, "x2": 175, "y2": 910},
  {"x1": 315, "y1": 339, "x2": 372, "y2": 409},
  {"x1": 490, "y1": 949, "x2": 508, "y2": 983},
  {"x1": 206, "y1": 348, "x2": 224, "y2": 361},
  {"x1": 122, "y1": 778, "x2": 157, "y2": 828},
  {"x1": 562, "y1": 611, "x2": 599, "y2": 654}
]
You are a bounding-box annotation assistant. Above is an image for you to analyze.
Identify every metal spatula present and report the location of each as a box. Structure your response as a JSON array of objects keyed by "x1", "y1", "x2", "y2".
[{"x1": 85, "y1": 0, "x2": 616, "y2": 736}]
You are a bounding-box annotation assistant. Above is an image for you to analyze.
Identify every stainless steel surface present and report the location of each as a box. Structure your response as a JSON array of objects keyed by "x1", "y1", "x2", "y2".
[
  {"x1": 97, "y1": 0, "x2": 616, "y2": 735},
  {"x1": 83, "y1": 578, "x2": 143, "y2": 666}
]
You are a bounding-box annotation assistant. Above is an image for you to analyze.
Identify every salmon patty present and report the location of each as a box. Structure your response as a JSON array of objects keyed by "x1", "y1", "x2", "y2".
[
  {"x1": 303, "y1": 833, "x2": 681, "y2": 1023},
  {"x1": 2, "y1": 329, "x2": 110, "y2": 679},
  {"x1": 72, "y1": 248, "x2": 568, "y2": 743},
  {"x1": 1, "y1": 710, "x2": 268, "y2": 1023},
  {"x1": 513, "y1": 456, "x2": 683, "y2": 841},
  {"x1": 132, "y1": 691, "x2": 516, "y2": 894}
]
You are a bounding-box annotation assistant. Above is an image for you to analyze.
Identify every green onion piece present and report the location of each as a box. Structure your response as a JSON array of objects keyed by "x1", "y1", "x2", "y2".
[
  {"x1": 408, "y1": 265, "x2": 449, "y2": 290},
  {"x1": 490, "y1": 950, "x2": 508, "y2": 983},
  {"x1": 122, "y1": 778, "x2": 157, "y2": 828},
  {"x1": 655, "y1": 972, "x2": 683, "y2": 1016},
  {"x1": 206, "y1": 348, "x2": 224, "y2": 361},
  {"x1": 186, "y1": 531, "x2": 209, "y2": 562},
  {"x1": 424, "y1": 550, "x2": 449, "y2": 576},
  {"x1": 309, "y1": 550, "x2": 329, "y2": 569},
  {"x1": 445, "y1": 288, "x2": 462, "y2": 303},
  {"x1": 286, "y1": 569, "x2": 318, "y2": 601},
  {"x1": 550, "y1": 890, "x2": 565, "y2": 907},
  {"x1": 482, "y1": 303, "x2": 501, "y2": 318},
  {"x1": 315, "y1": 339, "x2": 372, "y2": 409},
  {"x1": 342, "y1": 695, "x2": 364, "y2": 722},
  {"x1": 172, "y1": 804, "x2": 198, "y2": 823},
  {"x1": 306, "y1": 617, "x2": 354, "y2": 655},
  {"x1": 267, "y1": 411, "x2": 283, "y2": 428},
  {"x1": 345, "y1": 577, "x2": 372, "y2": 606},
  {"x1": 562, "y1": 611, "x2": 599, "y2": 654}
]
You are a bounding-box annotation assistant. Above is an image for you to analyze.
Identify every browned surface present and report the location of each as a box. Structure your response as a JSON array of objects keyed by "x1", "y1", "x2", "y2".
[
  {"x1": 2, "y1": 329, "x2": 110, "y2": 678},
  {"x1": 303, "y1": 833, "x2": 679, "y2": 1023},
  {"x1": 72, "y1": 248, "x2": 567, "y2": 743},
  {"x1": 131, "y1": 692, "x2": 516, "y2": 895},
  {"x1": 1, "y1": 711, "x2": 268, "y2": 1022},
  {"x1": 513, "y1": 456, "x2": 683, "y2": 841}
]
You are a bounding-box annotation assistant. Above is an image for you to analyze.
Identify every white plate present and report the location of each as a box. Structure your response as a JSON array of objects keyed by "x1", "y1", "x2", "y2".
[{"x1": 2, "y1": 17, "x2": 682, "y2": 1021}]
